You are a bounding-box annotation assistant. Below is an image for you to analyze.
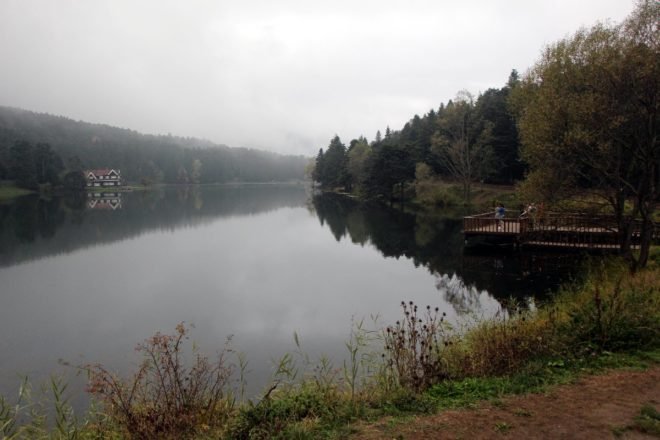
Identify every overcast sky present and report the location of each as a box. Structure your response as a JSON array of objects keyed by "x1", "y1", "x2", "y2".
[{"x1": 0, "y1": 1, "x2": 634, "y2": 156}]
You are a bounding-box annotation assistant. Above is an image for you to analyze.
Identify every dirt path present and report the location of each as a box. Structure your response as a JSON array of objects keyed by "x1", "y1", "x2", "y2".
[{"x1": 351, "y1": 367, "x2": 660, "y2": 439}]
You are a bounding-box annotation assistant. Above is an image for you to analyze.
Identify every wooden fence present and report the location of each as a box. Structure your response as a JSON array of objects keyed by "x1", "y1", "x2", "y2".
[{"x1": 463, "y1": 211, "x2": 658, "y2": 249}]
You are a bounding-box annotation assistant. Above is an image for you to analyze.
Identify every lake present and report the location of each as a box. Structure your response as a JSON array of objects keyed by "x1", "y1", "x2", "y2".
[{"x1": 0, "y1": 185, "x2": 581, "y2": 405}]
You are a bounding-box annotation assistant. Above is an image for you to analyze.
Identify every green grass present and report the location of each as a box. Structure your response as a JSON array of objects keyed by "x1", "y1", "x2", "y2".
[
  {"x1": 494, "y1": 421, "x2": 512, "y2": 433},
  {"x1": 634, "y1": 404, "x2": 660, "y2": 436},
  {"x1": 612, "y1": 402, "x2": 660, "y2": 438},
  {"x1": 0, "y1": 185, "x2": 33, "y2": 200},
  {"x1": 411, "y1": 180, "x2": 518, "y2": 210},
  {"x1": 426, "y1": 349, "x2": 659, "y2": 410},
  {"x1": 469, "y1": 183, "x2": 519, "y2": 210}
]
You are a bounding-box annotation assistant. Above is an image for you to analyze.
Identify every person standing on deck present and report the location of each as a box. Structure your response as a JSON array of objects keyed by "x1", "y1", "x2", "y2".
[{"x1": 495, "y1": 203, "x2": 506, "y2": 231}]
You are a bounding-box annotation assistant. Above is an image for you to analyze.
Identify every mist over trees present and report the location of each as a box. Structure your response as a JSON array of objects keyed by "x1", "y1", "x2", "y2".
[{"x1": 0, "y1": 106, "x2": 308, "y2": 186}]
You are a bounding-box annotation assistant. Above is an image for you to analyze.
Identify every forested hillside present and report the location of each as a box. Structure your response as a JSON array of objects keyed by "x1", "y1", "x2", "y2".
[
  {"x1": 0, "y1": 106, "x2": 308, "y2": 185},
  {"x1": 313, "y1": 71, "x2": 524, "y2": 203}
]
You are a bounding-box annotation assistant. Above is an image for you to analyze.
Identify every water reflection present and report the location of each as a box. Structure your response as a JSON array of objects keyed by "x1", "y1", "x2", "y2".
[
  {"x1": 0, "y1": 185, "x2": 309, "y2": 267},
  {"x1": 0, "y1": 186, "x2": 586, "y2": 409},
  {"x1": 87, "y1": 192, "x2": 122, "y2": 210},
  {"x1": 0, "y1": 189, "x2": 582, "y2": 307},
  {"x1": 312, "y1": 193, "x2": 582, "y2": 312},
  {"x1": 435, "y1": 273, "x2": 497, "y2": 317}
]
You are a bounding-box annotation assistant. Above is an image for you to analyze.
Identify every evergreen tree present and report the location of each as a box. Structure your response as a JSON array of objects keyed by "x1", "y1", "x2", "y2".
[
  {"x1": 313, "y1": 148, "x2": 325, "y2": 185},
  {"x1": 474, "y1": 77, "x2": 523, "y2": 184},
  {"x1": 67, "y1": 155, "x2": 83, "y2": 172},
  {"x1": 0, "y1": 142, "x2": 9, "y2": 179},
  {"x1": 9, "y1": 140, "x2": 37, "y2": 189},
  {"x1": 62, "y1": 170, "x2": 87, "y2": 191},
  {"x1": 321, "y1": 136, "x2": 348, "y2": 189},
  {"x1": 363, "y1": 144, "x2": 415, "y2": 200},
  {"x1": 33, "y1": 143, "x2": 64, "y2": 185}
]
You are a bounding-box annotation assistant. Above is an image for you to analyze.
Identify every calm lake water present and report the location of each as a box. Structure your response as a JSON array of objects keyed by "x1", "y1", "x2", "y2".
[{"x1": 0, "y1": 185, "x2": 581, "y2": 404}]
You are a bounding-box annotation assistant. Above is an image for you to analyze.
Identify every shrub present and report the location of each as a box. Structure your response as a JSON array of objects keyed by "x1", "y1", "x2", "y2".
[
  {"x1": 414, "y1": 181, "x2": 462, "y2": 207},
  {"x1": 634, "y1": 404, "x2": 660, "y2": 436},
  {"x1": 85, "y1": 323, "x2": 234, "y2": 439},
  {"x1": 558, "y1": 263, "x2": 660, "y2": 353},
  {"x1": 227, "y1": 383, "x2": 342, "y2": 440},
  {"x1": 383, "y1": 301, "x2": 452, "y2": 392},
  {"x1": 453, "y1": 306, "x2": 557, "y2": 377}
]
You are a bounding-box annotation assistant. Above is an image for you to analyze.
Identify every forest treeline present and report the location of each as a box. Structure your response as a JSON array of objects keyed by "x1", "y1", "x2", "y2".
[
  {"x1": 0, "y1": 106, "x2": 308, "y2": 188},
  {"x1": 312, "y1": 71, "x2": 523, "y2": 204}
]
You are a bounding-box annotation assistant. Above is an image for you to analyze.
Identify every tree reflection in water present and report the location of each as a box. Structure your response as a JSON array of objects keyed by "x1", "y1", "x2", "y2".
[
  {"x1": 0, "y1": 189, "x2": 585, "y2": 317},
  {"x1": 0, "y1": 185, "x2": 309, "y2": 268},
  {"x1": 312, "y1": 193, "x2": 586, "y2": 314}
]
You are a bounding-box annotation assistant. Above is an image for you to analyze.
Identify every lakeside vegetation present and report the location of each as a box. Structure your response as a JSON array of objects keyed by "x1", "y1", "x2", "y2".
[
  {"x1": 1, "y1": 256, "x2": 658, "y2": 439},
  {"x1": 0, "y1": 184, "x2": 33, "y2": 201}
]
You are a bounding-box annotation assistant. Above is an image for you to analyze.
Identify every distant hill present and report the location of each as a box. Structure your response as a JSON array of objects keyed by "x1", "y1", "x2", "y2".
[{"x1": 0, "y1": 106, "x2": 309, "y2": 184}]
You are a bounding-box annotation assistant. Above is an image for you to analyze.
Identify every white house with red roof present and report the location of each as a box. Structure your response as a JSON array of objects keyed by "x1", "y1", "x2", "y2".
[{"x1": 85, "y1": 169, "x2": 122, "y2": 187}]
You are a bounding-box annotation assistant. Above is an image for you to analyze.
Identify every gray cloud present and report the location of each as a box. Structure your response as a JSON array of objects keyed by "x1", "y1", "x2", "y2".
[{"x1": 0, "y1": 0, "x2": 633, "y2": 155}]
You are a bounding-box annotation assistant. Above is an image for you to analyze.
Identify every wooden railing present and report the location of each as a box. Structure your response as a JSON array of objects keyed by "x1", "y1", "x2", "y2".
[
  {"x1": 521, "y1": 214, "x2": 618, "y2": 248},
  {"x1": 524, "y1": 213, "x2": 658, "y2": 241},
  {"x1": 463, "y1": 212, "x2": 527, "y2": 235},
  {"x1": 464, "y1": 211, "x2": 658, "y2": 248}
]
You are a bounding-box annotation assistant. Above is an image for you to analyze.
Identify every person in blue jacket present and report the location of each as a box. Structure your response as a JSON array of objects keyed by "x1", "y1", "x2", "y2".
[{"x1": 495, "y1": 203, "x2": 505, "y2": 230}]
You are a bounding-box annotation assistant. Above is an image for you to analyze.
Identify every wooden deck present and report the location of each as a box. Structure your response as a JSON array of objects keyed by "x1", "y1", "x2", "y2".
[{"x1": 463, "y1": 212, "x2": 656, "y2": 250}]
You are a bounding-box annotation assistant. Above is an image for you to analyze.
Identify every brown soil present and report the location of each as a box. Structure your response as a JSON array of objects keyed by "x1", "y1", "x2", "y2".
[{"x1": 351, "y1": 367, "x2": 660, "y2": 439}]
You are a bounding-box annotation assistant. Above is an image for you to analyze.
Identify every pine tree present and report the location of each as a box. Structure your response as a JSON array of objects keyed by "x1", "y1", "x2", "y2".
[
  {"x1": 9, "y1": 140, "x2": 37, "y2": 189},
  {"x1": 313, "y1": 148, "x2": 325, "y2": 185}
]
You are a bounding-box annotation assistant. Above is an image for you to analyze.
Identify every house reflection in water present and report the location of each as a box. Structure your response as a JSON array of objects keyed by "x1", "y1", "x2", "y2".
[{"x1": 87, "y1": 192, "x2": 122, "y2": 210}]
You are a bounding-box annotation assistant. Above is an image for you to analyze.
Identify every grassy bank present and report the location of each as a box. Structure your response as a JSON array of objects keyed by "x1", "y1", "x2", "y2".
[
  {"x1": 0, "y1": 184, "x2": 33, "y2": 201},
  {"x1": 323, "y1": 180, "x2": 518, "y2": 211},
  {"x1": 2, "y1": 259, "x2": 658, "y2": 439},
  {"x1": 411, "y1": 180, "x2": 518, "y2": 211}
]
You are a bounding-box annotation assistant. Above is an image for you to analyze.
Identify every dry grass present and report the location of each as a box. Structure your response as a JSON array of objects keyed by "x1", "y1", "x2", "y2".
[
  {"x1": 382, "y1": 302, "x2": 451, "y2": 391},
  {"x1": 450, "y1": 311, "x2": 557, "y2": 377},
  {"x1": 85, "y1": 323, "x2": 235, "y2": 439},
  {"x1": 385, "y1": 260, "x2": 660, "y2": 387}
]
